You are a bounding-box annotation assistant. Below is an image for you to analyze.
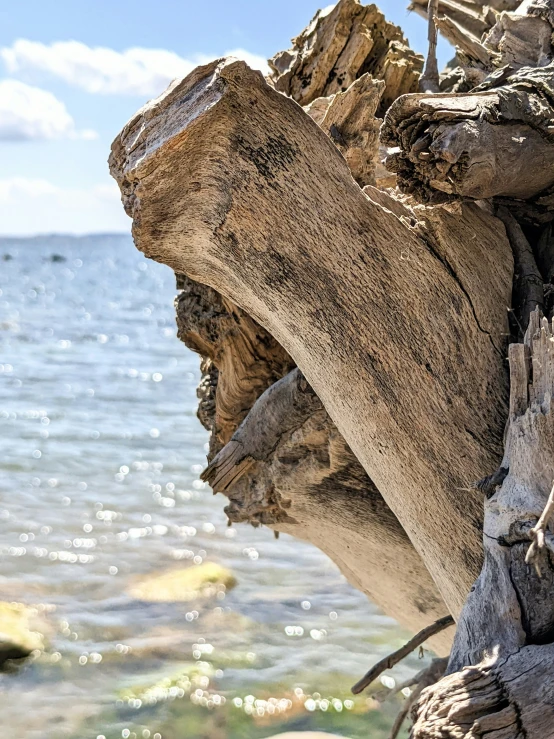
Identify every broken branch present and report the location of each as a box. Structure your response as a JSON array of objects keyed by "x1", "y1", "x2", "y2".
[
  {"x1": 419, "y1": 0, "x2": 441, "y2": 93},
  {"x1": 351, "y1": 615, "x2": 454, "y2": 694},
  {"x1": 269, "y1": 0, "x2": 423, "y2": 115},
  {"x1": 202, "y1": 368, "x2": 323, "y2": 492},
  {"x1": 382, "y1": 63, "x2": 554, "y2": 202}
]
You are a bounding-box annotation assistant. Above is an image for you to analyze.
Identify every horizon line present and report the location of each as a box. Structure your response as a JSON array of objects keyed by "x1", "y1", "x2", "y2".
[{"x1": 0, "y1": 231, "x2": 131, "y2": 239}]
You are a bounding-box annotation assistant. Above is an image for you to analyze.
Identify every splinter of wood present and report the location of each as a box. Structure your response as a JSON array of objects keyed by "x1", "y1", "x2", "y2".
[
  {"x1": 420, "y1": 0, "x2": 440, "y2": 93},
  {"x1": 526, "y1": 481, "x2": 554, "y2": 575}
]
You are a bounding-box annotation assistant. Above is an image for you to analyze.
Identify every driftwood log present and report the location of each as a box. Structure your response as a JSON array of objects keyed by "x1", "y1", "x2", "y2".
[
  {"x1": 109, "y1": 0, "x2": 554, "y2": 734},
  {"x1": 383, "y1": 63, "x2": 554, "y2": 203},
  {"x1": 411, "y1": 311, "x2": 554, "y2": 737},
  {"x1": 201, "y1": 366, "x2": 454, "y2": 654},
  {"x1": 109, "y1": 57, "x2": 513, "y2": 616}
]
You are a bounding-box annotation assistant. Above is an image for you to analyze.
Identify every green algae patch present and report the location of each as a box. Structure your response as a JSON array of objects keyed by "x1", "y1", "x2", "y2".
[
  {"x1": 0, "y1": 601, "x2": 46, "y2": 667},
  {"x1": 265, "y1": 733, "x2": 352, "y2": 738},
  {"x1": 127, "y1": 562, "x2": 237, "y2": 603},
  {"x1": 117, "y1": 661, "x2": 215, "y2": 704}
]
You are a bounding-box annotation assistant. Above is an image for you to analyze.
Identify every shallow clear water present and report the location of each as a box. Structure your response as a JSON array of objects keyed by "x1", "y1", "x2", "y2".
[{"x1": 0, "y1": 235, "x2": 421, "y2": 739}]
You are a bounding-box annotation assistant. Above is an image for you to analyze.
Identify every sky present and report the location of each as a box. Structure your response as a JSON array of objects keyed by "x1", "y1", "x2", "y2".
[{"x1": 0, "y1": 0, "x2": 451, "y2": 236}]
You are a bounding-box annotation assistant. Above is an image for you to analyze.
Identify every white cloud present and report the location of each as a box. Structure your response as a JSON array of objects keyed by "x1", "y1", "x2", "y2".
[
  {"x1": 1, "y1": 39, "x2": 270, "y2": 97},
  {"x1": 0, "y1": 79, "x2": 96, "y2": 141},
  {"x1": 0, "y1": 178, "x2": 129, "y2": 235}
]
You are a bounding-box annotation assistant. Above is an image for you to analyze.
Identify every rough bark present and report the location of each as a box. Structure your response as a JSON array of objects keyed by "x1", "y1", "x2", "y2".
[
  {"x1": 268, "y1": 0, "x2": 423, "y2": 115},
  {"x1": 409, "y1": 0, "x2": 519, "y2": 40},
  {"x1": 410, "y1": 311, "x2": 554, "y2": 738},
  {"x1": 175, "y1": 274, "x2": 294, "y2": 453},
  {"x1": 382, "y1": 63, "x2": 554, "y2": 203},
  {"x1": 412, "y1": 0, "x2": 554, "y2": 89},
  {"x1": 109, "y1": 58, "x2": 514, "y2": 615}
]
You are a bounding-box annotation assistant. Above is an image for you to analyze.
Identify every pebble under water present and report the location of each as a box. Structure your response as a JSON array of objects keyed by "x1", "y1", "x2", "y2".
[{"x1": 0, "y1": 235, "x2": 426, "y2": 739}]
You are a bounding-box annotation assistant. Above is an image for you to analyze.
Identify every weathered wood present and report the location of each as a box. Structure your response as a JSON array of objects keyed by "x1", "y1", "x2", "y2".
[
  {"x1": 175, "y1": 275, "x2": 294, "y2": 454},
  {"x1": 202, "y1": 368, "x2": 322, "y2": 492},
  {"x1": 496, "y1": 207, "x2": 543, "y2": 334},
  {"x1": 419, "y1": 0, "x2": 441, "y2": 93},
  {"x1": 178, "y1": 279, "x2": 454, "y2": 651},
  {"x1": 409, "y1": 0, "x2": 517, "y2": 39},
  {"x1": 413, "y1": 0, "x2": 553, "y2": 82},
  {"x1": 412, "y1": 646, "x2": 554, "y2": 738},
  {"x1": 109, "y1": 58, "x2": 513, "y2": 615},
  {"x1": 382, "y1": 63, "x2": 554, "y2": 203},
  {"x1": 484, "y1": 0, "x2": 554, "y2": 69},
  {"x1": 205, "y1": 368, "x2": 454, "y2": 654},
  {"x1": 304, "y1": 73, "x2": 384, "y2": 188},
  {"x1": 434, "y1": 14, "x2": 493, "y2": 68},
  {"x1": 410, "y1": 310, "x2": 554, "y2": 737},
  {"x1": 387, "y1": 658, "x2": 450, "y2": 739},
  {"x1": 269, "y1": 0, "x2": 423, "y2": 115}
]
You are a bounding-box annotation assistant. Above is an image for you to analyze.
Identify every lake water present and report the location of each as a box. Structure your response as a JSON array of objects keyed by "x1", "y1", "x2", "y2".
[{"x1": 0, "y1": 234, "x2": 422, "y2": 739}]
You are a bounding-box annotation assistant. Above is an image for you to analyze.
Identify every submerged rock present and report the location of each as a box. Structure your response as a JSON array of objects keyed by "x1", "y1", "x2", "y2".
[
  {"x1": 127, "y1": 562, "x2": 237, "y2": 603},
  {"x1": 0, "y1": 601, "x2": 46, "y2": 667}
]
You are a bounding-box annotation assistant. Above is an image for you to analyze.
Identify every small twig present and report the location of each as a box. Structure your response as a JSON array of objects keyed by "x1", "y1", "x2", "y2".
[
  {"x1": 351, "y1": 615, "x2": 454, "y2": 694},
  {"x1": 374, "y1": 658, "x2": 449, "y2": 739},
  {"x1": 419, "y1": 0, "x2": 440, "y2": 93},
  {"x1": 389, "y1": 682, "x2": 425, "y2": 739},
  {"x1": 526, "y1": 481, "x2": 554, "y2": 576}
]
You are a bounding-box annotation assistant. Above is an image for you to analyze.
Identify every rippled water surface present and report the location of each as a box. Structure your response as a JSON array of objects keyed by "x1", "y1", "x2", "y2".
[{"x1": 0, "y1": 235, "x2": 421, "y2": 739}]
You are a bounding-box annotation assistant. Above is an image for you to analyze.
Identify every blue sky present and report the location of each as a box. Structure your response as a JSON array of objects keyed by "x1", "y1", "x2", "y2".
[{"x1": 0, "y1": 0, "x2": 451, "y2": 235}]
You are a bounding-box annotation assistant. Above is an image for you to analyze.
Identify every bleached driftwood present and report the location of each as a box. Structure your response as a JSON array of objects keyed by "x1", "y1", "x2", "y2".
[
  {"x1": 304, "y1": 73, "x2": 384, "y2": 187},
  {"x1": 176, "y1": 273, "x2": 455, "y2": 651},
  {"x1": 409, "y1": 0, "x2": 518, "y2": 40},
  {"x1": 412, "y1": 0, "x2": 553, "y2": 84},
  {"x1": 269, "y1": 0, "x2": 423, "y2": 114},
  {"x1": 109, "y1": 58, "x2": 514, "y2": 616},
  {"x1": 200, "y1": 367, "x2": 454, "y2": 654},
  {"x1": 105, "y1": 0, "x2": 554, "y2": 731},
  {"x1": 411, "y1": 311, "x2": 554, "y2": 737},
  {"x1": 382, "y1": 63, "x2": 554, "y2": 202}
]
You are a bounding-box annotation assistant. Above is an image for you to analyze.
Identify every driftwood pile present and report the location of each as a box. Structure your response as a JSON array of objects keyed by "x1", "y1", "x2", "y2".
[{"x1": 110, "y1": 0, "x2": 554, "y2": 736}]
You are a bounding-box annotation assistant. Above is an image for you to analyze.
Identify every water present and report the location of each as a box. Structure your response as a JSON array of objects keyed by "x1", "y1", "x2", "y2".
[{"x1": 0, "y1": 235, "x2": 420, "y2": 739}]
